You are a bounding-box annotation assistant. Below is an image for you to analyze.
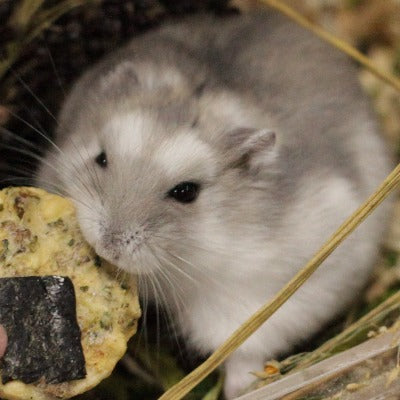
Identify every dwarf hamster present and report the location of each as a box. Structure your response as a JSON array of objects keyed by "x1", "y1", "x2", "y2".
[{"x1": 37, "y1": 11, "x2": 392, "y2": 398}]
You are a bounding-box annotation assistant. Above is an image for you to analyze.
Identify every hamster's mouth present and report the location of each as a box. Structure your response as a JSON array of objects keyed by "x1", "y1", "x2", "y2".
[
  {"x1": 94, "y1": 243, "x2": 158, "y2": 277},
  {"x1": 92, "y1": 242, "x2": 121, "y2": 265},
  {"x1": 75, "y1": 218, "x2": 155, "y2": 276}
]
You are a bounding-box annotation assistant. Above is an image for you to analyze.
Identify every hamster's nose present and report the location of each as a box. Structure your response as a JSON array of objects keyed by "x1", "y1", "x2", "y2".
[
  {"x1": 94, "y1": 233, "x2": 122, "y2": 263},
  {"x1": 102, "y1": 227, "x2": 146, "y2": 257}
]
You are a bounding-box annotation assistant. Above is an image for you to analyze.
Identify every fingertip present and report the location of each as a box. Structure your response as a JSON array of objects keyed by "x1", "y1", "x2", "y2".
[{"x1": 0, "y1": 325, "x2": 8, "y2": 358}]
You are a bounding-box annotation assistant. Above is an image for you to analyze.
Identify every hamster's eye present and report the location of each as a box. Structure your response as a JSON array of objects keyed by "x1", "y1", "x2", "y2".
[
  {"x1": 168, "y1": 182, "x2": 200, "y2": 204},
  {"x1": 95, "y1": 151, "x2": 107, "y2": 168}
]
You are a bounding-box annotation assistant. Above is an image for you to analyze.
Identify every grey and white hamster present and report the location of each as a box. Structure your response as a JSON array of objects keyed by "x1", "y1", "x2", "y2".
[{"x1": 37, "y1": 11, "x2": 392, "y2": 398}]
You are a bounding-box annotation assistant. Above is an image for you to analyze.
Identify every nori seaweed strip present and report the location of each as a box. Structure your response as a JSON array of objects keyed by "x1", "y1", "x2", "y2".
[{"x1": 0, "y1": 276, "x2": 86, "y2": 384}]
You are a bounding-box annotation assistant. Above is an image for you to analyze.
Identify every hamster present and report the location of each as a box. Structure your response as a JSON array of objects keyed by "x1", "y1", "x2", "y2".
[{"x1": 37, "y1": 11, "x2": 392, "y2": 399}]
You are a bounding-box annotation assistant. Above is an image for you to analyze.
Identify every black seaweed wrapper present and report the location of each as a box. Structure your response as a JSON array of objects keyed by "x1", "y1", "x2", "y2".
[{"x1": 0, "y1": 276, "x2": 86, "y2": 384}]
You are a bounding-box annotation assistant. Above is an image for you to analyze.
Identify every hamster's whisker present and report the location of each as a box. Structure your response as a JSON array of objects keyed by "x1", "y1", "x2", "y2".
[
  {"x1": 162, "y1": 246, "x2": 241, "y2": 298},
  {"x1": 11, "y1": 69, "x2": 59, "y2": 125},
  {"x1": 112, "y1": 266, "x2": 124, "y2": 284},
  {"x1": 164, "y1": 250, "x2": 200, "y2": 273},
  {"x1": 0, "y1": 172, "x2": 65, "y2": 204},
  {"x1": 35, "y1": 163, "x2": 98, "y2": 209},
  {"x1": 52, "y1": 151, "x2": 101, "y2": 208},
  {"x1": 2, "y1": 112, "x2": 103, "y2": 211},
  {"x1": 151, "y1": 253, "x2": 189, "y2": 310},
  {"x1": 64, "y1": 134, "x2": 102, "y2": 199},
  {"x1": 153, "y1": 235, "x2": 229, "y2": 281},
  {"x1": 144, "y1": 243, "x2": 188, "y2": 305},
  {"x1": 0, "y1": 171, "x2": 60, "y2": 198},
  {"x1": 153, "y1": 233, "x2": 226, "y2": 259},
  {"x1": 183, "y1": 241, "x2": 228, "y2": 258},
  {"x1": 114, "y1": 268, "x2": 131, "y2": 288},
  {"x1": 146, "y1": 271, "x2": 162, "y2": 356},
  {"x1": 68, "y1": 162, "x2": 100, "y2": 206},
  {"x1": 0, "y1": 141, "x2": 61, "y2": 177},
  {"x1": 1, "y1": 162, "x2": 38, "y2": 179},
  {"x1": 149, "y1": 250, "x2": 205, "y2": 355},
  {"x1": 157, "y1": 250, "x2": 200, "y2": 287},
  {"x1": 1, "y1": 126, "x2": 46, "y2": 153},
  {"x1": 149, "y1": 265, "x2": 185, "y2": 356},
  {"x1": 0, "y1": 131, "x2": 66, "y2": 187},
  {"x1": 159, "y1": 249, "x2": 202, "y2": 285},
  {"x1": 74, "y1": 134, "x2": 105, "y2": 203},
  {"x1": 20, "y1": 103, "x2": 51, "y2": 138},
  {"x1": 33, "y1": 173, "x2": 101, "y2": 213},
  {"x1": 0, "y1": 162, "x2": 100, "y2": 224},
  {"x1": 45, "y1": 45, "x2": 67, "y2": 98},
  {"x1": 1, "y1": 110, "x2": 84, "y2": 187},
  {"x1": 152, "y1": 270, "x2": 179, "y2": 325},
  {"x1": 0, "y1": 177, "x2": 33, "y2": 187},
  {"x1": 46, "y1": 135, "x2": 101, "y2": 205},
  {"x1": 134, "y1": 273, "x2": 150, "y2": 355},
  {"x1": 4, "y1": 107, "x2": 57, "y2": 152},
  {"x1": 142, "y1": 244, "x2": 187, "y2": 348},
  {"x1": 0, "y1": 127, "x2": 90, "y2": 201}
]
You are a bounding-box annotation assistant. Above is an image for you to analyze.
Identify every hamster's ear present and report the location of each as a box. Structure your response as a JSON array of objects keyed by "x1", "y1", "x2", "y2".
[{"x1": 224, "y1": 128, "x2": 277, "y2": 173}]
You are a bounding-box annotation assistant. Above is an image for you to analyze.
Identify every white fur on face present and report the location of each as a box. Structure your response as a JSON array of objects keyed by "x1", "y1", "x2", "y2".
[
  {"x1": 154, "y1": 132, "x2": 216, "y2": 180},
  {"x1": 139, "y1": 65, "x2": 188, "y2": 92},
  {"x1": 198, "y1": 90, "x2": 274, "y2": 133},
  {"x1": 103, "y1": 112, "x2": 145, "y2": 158},
  {"x1": 102, "y1": 113, "x2": 217, "y2": 183}
]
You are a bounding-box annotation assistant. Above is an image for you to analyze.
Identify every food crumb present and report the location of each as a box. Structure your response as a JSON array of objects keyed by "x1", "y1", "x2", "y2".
[
  {"x1": 263, "y1": 361, "x2": 280, "y2": 376},
  {"x1": 378, "y1": 326, "x2": 388, "y2": 333},
  {"x1": 346, "y1": 383, "x2": 362, "y2": 392},
  {"x1": 367, "y1": 330, "x2": 377, "y2": 338}
]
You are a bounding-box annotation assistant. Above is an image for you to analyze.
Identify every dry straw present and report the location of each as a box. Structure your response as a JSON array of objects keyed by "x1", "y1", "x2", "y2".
[{"x1": 159, "y1": 1, "x2": 400, "y2": 399}]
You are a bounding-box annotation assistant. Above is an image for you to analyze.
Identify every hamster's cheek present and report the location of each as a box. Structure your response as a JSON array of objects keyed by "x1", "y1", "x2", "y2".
[{"x1": 75, "y1": 207, "x2": 102, "y2": 251}]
